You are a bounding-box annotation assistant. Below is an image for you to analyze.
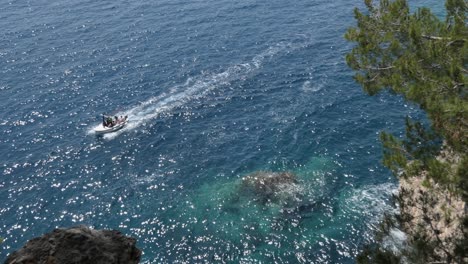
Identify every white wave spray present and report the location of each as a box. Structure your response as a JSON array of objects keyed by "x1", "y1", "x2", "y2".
[{"x1": 89, "y1": 41, "x2": 305, "y2": 139}]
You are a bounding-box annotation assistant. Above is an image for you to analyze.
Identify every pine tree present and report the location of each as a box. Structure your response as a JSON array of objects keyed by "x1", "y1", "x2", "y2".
[
  {"x1": 346, "y1": 0, "x2": 467, "y2": 193},
  {"x1": 345, "y1": 0, "x2": 467, "y2": 152},
  {"x1": 346, "y1": 0, "x2": 467, "y2": 262}
]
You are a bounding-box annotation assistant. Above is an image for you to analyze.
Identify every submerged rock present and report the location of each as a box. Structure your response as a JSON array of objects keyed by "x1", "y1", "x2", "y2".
[
  {"x1": 239, "y1": 171, "x2": 301, "y2": 205},
  {"x1": 5, "y1": 225, "x2": 141, "y2": 264}
]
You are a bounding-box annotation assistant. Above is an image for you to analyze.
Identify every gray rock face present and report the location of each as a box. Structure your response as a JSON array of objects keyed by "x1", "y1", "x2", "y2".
[{"x1": 5, "y1": 226, "x2": 141, "y2": 264}]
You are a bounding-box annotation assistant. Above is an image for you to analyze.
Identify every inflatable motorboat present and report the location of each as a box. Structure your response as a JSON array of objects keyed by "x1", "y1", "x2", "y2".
[{"x1": 94, "y1": 115, "x2": 128, "y2": 134}]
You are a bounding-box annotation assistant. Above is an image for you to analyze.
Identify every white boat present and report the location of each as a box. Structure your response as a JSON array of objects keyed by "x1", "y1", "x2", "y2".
[{"x1": 94, "y1": 116, "x2": 128, "y2": 134}]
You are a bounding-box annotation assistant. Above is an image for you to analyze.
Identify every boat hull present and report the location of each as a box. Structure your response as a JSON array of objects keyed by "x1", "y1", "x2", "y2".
[{"x1": 94, "y1": 120, "x2": 128, "y2": 134}]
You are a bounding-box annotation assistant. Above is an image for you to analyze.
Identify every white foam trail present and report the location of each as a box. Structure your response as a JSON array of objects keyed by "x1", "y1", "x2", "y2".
[{"x1": 88, "y1": 41, "x2": 304, "y2": 139}]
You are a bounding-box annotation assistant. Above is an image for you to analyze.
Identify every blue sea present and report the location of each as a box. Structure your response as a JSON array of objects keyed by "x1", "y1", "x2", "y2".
[{"x1": 0, "y1": 0, "x2": 444, "y2": 263}]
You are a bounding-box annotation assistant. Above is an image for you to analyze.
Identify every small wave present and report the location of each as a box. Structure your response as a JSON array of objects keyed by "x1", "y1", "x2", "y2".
[
  {"x1": 301, "y1": 80, "x2": 323, "y2": 92},
  {"x1": 88, "y1": 41, "x2": 308, "y2": 139}
]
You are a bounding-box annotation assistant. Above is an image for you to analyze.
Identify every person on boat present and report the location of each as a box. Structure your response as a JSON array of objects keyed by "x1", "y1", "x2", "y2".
[
  {"x1": 106, "y1": 116, "x2": 114, "y2": 127},
  {"x1": 102, "y1": 115, "x2": 110, "y2": 127}
]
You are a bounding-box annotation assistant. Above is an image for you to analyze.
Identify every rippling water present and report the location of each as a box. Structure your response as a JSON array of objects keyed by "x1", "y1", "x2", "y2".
[{"x1": 0, "y1": 0, "x2": 442, "y2": 262}]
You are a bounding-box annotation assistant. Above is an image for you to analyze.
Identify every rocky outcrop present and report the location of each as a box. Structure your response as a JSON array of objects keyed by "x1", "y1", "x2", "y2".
[
  {"x1": 238, "y1": 171, "x2": 302, "y2": 205},
  {"x1": 5, "y1": 226, "x2": 141, "y2": 264},
  {"x1": 399, "y1": 175, "x2": 466, "y2": 263},
  {"x1": 396, "y1": 146, "x2": 467, "y2": 263}
]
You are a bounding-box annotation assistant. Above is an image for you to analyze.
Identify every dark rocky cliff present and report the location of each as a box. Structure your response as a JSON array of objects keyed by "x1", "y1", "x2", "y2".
[{"x1": 5, "y1": 226, "x2": 141, "y2": 264}]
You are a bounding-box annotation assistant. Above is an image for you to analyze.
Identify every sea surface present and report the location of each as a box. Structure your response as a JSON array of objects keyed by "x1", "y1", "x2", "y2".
[{"x1": 0, "y1": 0, "x2": 444, "y2": 263}]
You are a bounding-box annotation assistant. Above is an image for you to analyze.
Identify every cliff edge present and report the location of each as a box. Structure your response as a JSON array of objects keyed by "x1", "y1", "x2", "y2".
[{"x1": 397, "y1": 148, "x2": 467, "y2": 263}]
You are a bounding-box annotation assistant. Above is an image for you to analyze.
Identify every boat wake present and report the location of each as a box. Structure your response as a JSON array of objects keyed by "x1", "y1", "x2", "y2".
[{"x1": 88, "y1": 41, "x2": 307, "y2": 139}]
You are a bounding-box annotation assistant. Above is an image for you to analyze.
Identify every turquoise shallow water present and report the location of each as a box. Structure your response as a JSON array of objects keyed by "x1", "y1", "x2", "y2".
[{"x1": 0, "y1": 0, "x2": 442, "y2": 262}]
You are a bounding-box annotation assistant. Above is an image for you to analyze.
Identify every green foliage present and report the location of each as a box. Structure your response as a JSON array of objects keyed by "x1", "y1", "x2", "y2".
[
  {"x1": 402, "y1": 118, "x2": 441, "y2": 160},
  {"x1": 345, "y1": 0, "x2": 468, "y2": 151},
  {"x1": 347, "y1": 0, "x2": 468, "y2": 263},
  {"x1": 427, "y1": 158, "x2": 452, "y2": 185},
  {"x1": 380, "y1": 131, "x2": 408, "y2": 177},
  {"x1": 421, "y1": 177, "x2": 432, "y2": 188},
  {"x1": 456, "y1": 155, "x2": 468, "y2": 200},
  {"x1": 380, "y1": 118, "x2": 442, "y2": 178},
  {"x1": 347, "y1": 0, "x2": 467, "y2": 188}
]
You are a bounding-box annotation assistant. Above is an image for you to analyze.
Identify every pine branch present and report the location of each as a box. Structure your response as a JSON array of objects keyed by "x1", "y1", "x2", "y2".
[
  {"x1": 365, "y1": 73, "x2": 381, "y2": 83},
  {"x1": 452, "y1": 83, "x2": 464, "y2": 90},
  {"x1": 421, "y1": 35, "x2": 467, "y2": 46},
  {"x1": 367, "y1": 65, "x2": 396, "y2": 71},
  {"x1": 421, "y1": 35, "x2": 448, "y2": 41}
]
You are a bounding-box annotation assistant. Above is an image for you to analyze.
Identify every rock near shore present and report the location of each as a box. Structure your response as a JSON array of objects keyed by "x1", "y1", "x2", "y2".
[
  {"x1": 239, "y1": 171, "x2": 301, "y2": 205},
  {"x1": 5, "y1": 226, "x2": 141, "y2": 264},
  {"x1": 399, "y1": 175, "x2": 466, "y2": 263}
]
